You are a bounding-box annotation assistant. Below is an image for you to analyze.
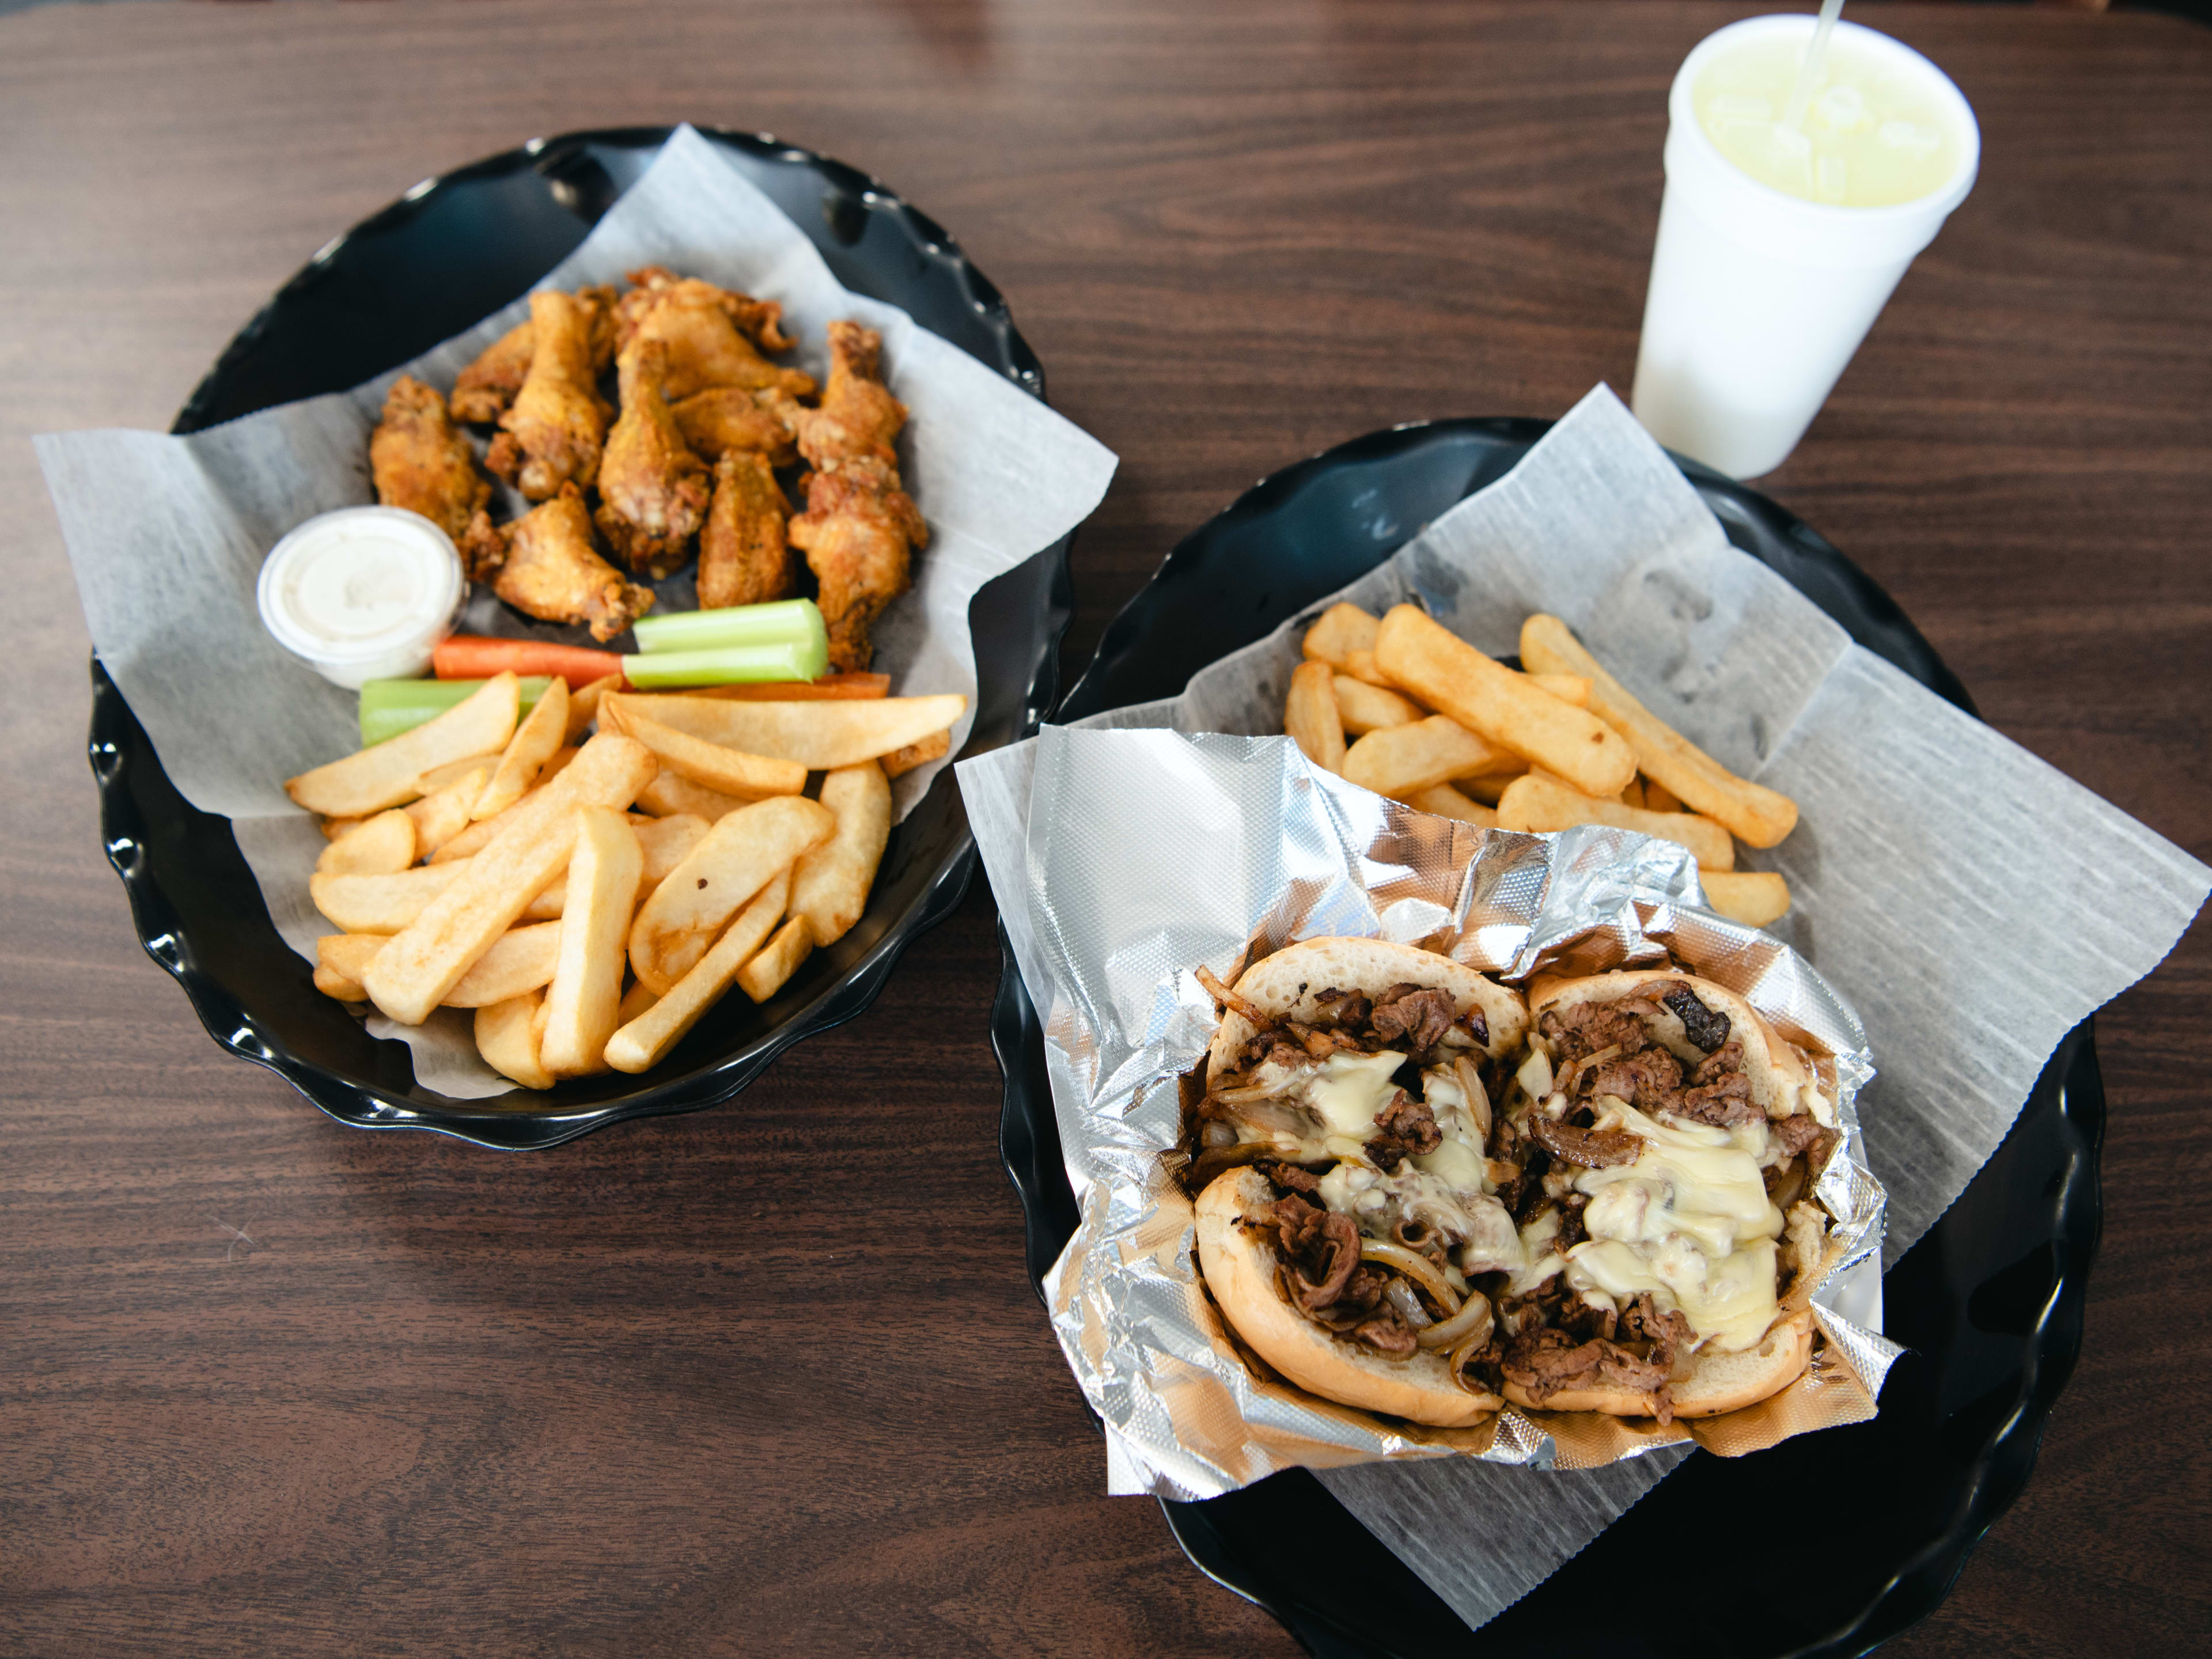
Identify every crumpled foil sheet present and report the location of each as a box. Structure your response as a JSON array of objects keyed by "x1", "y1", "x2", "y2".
[{"x1": 1023, "y1": 726, "x2": 1896, "y2": 1501}]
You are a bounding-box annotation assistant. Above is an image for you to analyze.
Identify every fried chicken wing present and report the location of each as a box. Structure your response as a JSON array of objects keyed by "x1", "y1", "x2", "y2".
[
  {"x1": 485, "y1": 290, "x2": 611, "y2": 501},
  {"x1": 478, "y1": 484, "x2": 654, "y2": 642},
  {"x1": 614, "y1": 266, "x2": 816, "y2": 403},
  {"x1": 671, "y1": 387, "x2": 797, "y2": 467},
  {"x1": 594, "y1": 340, "x2": 711, "y2": 578},
  {"x1": 775, "y1": 320, "x2": 907, "y2": 468},
  {"x1": 697, "y1": 451, "x2": 796, "y2": 611},
  {"x1": 787, "y1": 455, "x2": 927, "y2": 671},
  {"x1": 370, "y1": 375, "x2": 491, "y2": 545},
  {"x1": 451, "y1": 284, "x2": 619, "y2": 425}
]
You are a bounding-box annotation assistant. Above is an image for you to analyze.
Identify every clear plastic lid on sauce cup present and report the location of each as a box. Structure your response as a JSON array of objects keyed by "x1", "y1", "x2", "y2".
[{"x1": 256, "y1": 507, "x2": 466, "y2": 690}]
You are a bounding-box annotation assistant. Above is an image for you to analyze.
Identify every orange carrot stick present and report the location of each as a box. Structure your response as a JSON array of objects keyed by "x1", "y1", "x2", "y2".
[
  {"x1": 433, "y1": 637, "x2": 628, "y2": 690},
  {"x1": 689, "y1": 673, "x2": 892, "y2": 702}
]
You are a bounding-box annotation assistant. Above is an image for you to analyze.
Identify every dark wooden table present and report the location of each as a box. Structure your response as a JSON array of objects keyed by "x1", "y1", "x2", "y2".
[{"x1": 4, "y1": 2, "x2": 2207, "y2": 1653}]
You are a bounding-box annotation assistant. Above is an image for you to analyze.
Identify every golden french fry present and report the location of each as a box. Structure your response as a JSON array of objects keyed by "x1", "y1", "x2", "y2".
[
  {"x1": 1340, "y1": 649, "x2": 1389, "y2": 687},
  {"x1": 567, "y1": 673, "x2": 620, "y2": 744},
  {"x1": 404, "y1": 766, "x2": 489, "y2": 857},
  {"x1": 472, "y1": 676, "x2": 570, "y2": 821},
  {"x1": 476, "y1": 990, "x2": 555, "y2": 1090},
  {"x1": 1455, "y1": 771, "x2": 1523, "y2": 806},
  {"x1": 1343, "y1": 715, "x2": 1513, "y2": 798},
  {"x1": 1520, "y1": 614, "x2": 1798, "y2": 847},
  {"x1": 602, "y1": 692, "x2": 965, "y2": 770},
  {"x1": 539, "y1": 809, "x2": 643, "y2": 1078},
  {"x1": 415, "y1": 752, "x2": 506, "y2": 795},
  {"x1": 790, "y1": 762, "x2": 891, "y2": 949},
  {"x1": 880, "y1": 729, "x2": 950, "y2": 779},
  {"x1": 635, "y1": 767, "x2": 751, "y2": 821},
  {"x1": 1397, "y1": 783, "x2": 1497, "y2": 828},
  {"x1": 316, "y1": 933, "x2": 382, "y2": 984},
  {"x1": 316, "y1": 809, "x2": 416, "y2": 877},
  {"x1": 1301, "y1": 603, "x2": 1380, "y2": 670},
  {"x1": 362, "y1": 733, "x2": 657, "y2": 1025},
  {"x1": 738, "y1": 915, "x2": 814, "y2": 1003},
  {"x1": 1284, "y1": 660, "x2": 1346, "y2": 774},
  {"x1": 634, "y1": 813, "x2": 710, "y2": 892},
  {"x1": 530, "y1": 994, "x2": 551, "y2": 1050},
  {"x1": 314, "y1": 961, "x2": 367, "y2": 1001},
  {"x1": 607, "y1": 709, "x2": 808, "y2": 798},
  {"x1": 285, "y1": 673, "x2": 521, "y2": 817},
  {"x1": 319, "y1": 923, "x2": 565, "y2": 1007},
  {"x1": 1495, "y1": 772, "x2": 1736, "y2": 870},
  {"x1": 431, "y1": 751, "x2": 584, "y2": 864},
  {"x1": 1531, "y1": 672, "x2": 1592, "y2": 708},
  {"x1": 616, "y1": 978, "x2": 660, "y2": 1027},
  {"x1": 1619, "y1": 776, "x2": 1646, "y2": 810},
  {"x1": 1376, "y1": 607, "x2": 1637, "y2": 798},
  {"x1": 519, "y1": 878, "x2": 566, "y2": 923},
  {"x1": 310, "y1": 862, "x2": 467, "y2": 933},
  {"x1": 1643, "y1": 776, "x2": 1683, "y2": 813},
  {"x1": 536, "y1": 745, "x2": 580, "y2": 786},
  {"x1": 320, "y1": 816, "x2": 362, "y2": 842},
  {"x1": 1699, "y1": 869, "x2": 1791, "y2": 929},
  {"x1": 1333, "y1": 675, "x2": 1422, "y2": 736},
  {"x1": 627, "y1": 795, "x2": 835, "y2": 994},
  {"x1": 605, "y1": 869, "x2": 791, "y2": 1073}
]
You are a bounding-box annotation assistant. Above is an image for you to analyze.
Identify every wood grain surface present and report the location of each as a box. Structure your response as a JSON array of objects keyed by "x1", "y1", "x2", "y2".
[{"x1": 3, "y1": 2, "x2": 2207, "y2": 1654}]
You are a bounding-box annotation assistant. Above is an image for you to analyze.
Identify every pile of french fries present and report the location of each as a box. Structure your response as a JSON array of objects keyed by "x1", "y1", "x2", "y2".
[
  {"x1": 1285, "y1": 603, "x2": 1799, "y2": 930},
  {"x1": 286, "y1": 669, "x2": 962, "y2": 1088}
]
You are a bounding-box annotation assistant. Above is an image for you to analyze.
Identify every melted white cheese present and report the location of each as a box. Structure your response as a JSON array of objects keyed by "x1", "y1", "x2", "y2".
[{"x1": 1305, "y1": 1050, "x2": 1410, "y2": 1137}]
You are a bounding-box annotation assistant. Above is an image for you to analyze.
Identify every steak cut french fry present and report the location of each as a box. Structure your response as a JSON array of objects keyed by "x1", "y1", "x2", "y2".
[
  {"x1": 606, "y1": 709, "x2": 808, "y2": 798},
  {"x1": 472, "y1": 675, "x2": 570, "y2": 821},
  {"x1": 1339, "y1": 649, "x2": 1388, "y2": 687},
  {"x1": 404, "y1": 766, "x2": 489, "y2": 856},
  {"x1": 320, "y1": 816, "x2": 362, "y2": 842},
  {"x1": 633, "y1": 813, "x2": 710, "y2": 895},
  {"x1": 602, "y1": 692, "x2": 964, "y2": 770},
  {"x1": 1333, "y1": 675, "x2": 1422, "y2": 736},
  {"x1": 1519, "y1": 613, "x2": 1799, "y2": 847},
  {"x1": 1283, "y1": 660, "x2": 1346, "y2": 774},
  {"x1": 1376, "y1": 606, "x2": 1637, "y2": 798},
  {"x1": 634, "y1": 767, "x2": 751, "y2": 821},
  {"x1": 311, "y1": 862, "x2": 467, "y2": 933},
  {"x1": 316, "y1": 809, "x2": 416, "y2": 877},
  {"x1": 1699, "y1": 869, "x2": 1791, "y2": 928},
  {"x1": 567, "y1": 673, "x2": 621, "y2": 744},
  {"x1": 1619, "y1": 776, "x2": 1646, "y2": 810},
  {"x1": 315, "y1": 961, "x2": 368, "y2": 1001},
  {"x1": 415, "y1": 752, "x2": 506, "y2": 796},
  {"x1": 1644, "y1": 776, "x2": 1683, "y2": 814},
  {"x1": 1531, "y1": 673, "x2": 1593, "y2": 708},
  {"x1": 1342, "y1": 715, "x2": 1513, "y2": 798},
  {"x1": 627, "y1": 795, "x2": 836, "y2": 994},
  {"x1": 1301, "y1": 603, "x2": 1380, "y2": 670},
  {"x1": 737, "y1": 915, "x2": 813, "y2": 1003},
  {"x1": 605, "y1": 869, "x2": 791, "y2": 1073},
  {"x1": 319, "y1": 923, "x2": 565, "y2": 1007},
  {"x1": 476, "y1": 990, "x2": 555, "y2": 1090},
  {"x1": 285, "y1": 673, "x2": 521, "y2": 817},
  {"x1": 539, "y1": 809, "x2": 643, "y2": 1078},
  {"x1": 362, "y1": 733, "x2": 657, "y2": 1025},
  {"x1": 1495, "y1": 772, "x2": 1736, "y2": 870},
  {"x1": 790, "y1": 762, "x2": 891, "y2": 949},
  {"x1": 879, "y1": 729, "x2": 950, "y2": 779},
  {"x1": 1397, "y1": 783, "x2": 1497, "y2": 828},
  {"x1": 1456, "y1": 771, "x2": 1523, "y2": 806},
  {"x1": 616, "y1": 978, "x2": 660, "y2": 1027}
]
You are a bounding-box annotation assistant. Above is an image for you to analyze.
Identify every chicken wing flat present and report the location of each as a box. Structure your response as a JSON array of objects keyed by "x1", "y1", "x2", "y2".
[
  {"x1": 486, "y1": 290, "x2": 611, "y2": 500},
  {"x1": 451, "y1": 284, "x2": 619, "y2": 425},
  {"x1": 370, "y1": 375, "x2": 491, "y2": 545},
  {"x1": 775, "y1": 320, "x2": 907, "y2": 468},
  {"x1": 698, "y1": 451, "x2": 796, "y2": 611},
  {"x1": 478, "y1": 484, "x2": 654, "y2": 642},
  {"x1": 614, "y1": 266, "x2": 816, "y2": 403},
  {"x1": 594, "y1": 339, "x2": 711, "y2": 579},
  {"x1": 787, "y1": 455, "x2": 927, "y2": 672},
  {"x1": 671, "y1": 387, "x2": 797, "y2": 467}
]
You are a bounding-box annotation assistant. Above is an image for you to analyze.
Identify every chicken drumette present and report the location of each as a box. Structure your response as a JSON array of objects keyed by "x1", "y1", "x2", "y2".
[
  {"x1": 485, "y1": 290, "x2": 612, "y2": 500},
  {"x1": 671, "y1": 387, "x2": 796, "y2": 467},
  {"x1": 449, "y1": 284, "x2": 618, "y2": 426},
  {"x1": 614, "y1": 266, "x2": 816, "y2": 403},
  {"x1": 369, "y1": 375, "x2": 492, "y2": 547},
  {"x1": 698, "y1": 450, "x2": 796, "y2": 612},
  {"x1": 594, "y1": 339, "x2": 711, "y2": 578},
  {"x1": 471, "y1": 484, "x2": 654, "y2": 642}
]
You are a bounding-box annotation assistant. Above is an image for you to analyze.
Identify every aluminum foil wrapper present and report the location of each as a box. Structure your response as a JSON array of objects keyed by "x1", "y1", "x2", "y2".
[{"x1": 1015, "y1": 724, "x2": 1896, "y2": 1499}]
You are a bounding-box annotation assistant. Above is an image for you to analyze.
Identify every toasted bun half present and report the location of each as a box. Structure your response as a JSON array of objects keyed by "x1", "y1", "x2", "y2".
[
  {"x1": 1198, "y1": 1167, "x2": 1502, "y2": 1426},
  {"x1": 1501, "y1": 1308, "x2": 1815, "y2": 1420},
  {"x1": 1526, "y1": 968, "x2": 1823, "y2": 1119},
  {"x1": 1207, "y1": 937, "x2": 1528, "y2": 1082}
]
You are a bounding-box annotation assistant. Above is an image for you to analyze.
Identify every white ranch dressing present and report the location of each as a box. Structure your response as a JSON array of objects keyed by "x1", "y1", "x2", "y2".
[{"x1": 256, "y1": 506, "x2": 464, "y2": 688}]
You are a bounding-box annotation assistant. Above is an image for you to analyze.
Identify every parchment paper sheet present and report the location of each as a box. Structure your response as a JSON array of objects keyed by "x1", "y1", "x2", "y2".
[
  {"x1": 957, "y1": 386, "x2": 2208, "y2": 1631},
  {"x1": 39, "y1": 124, "x2": 1115, "y2": 1097}
]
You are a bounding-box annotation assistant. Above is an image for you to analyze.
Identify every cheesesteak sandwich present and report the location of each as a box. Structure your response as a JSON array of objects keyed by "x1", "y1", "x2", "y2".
[
  {"x1": 1188, "y1": 937, "x2": 1532, "y2": 1427},
  {"x1": 1491, "y1": 969, "x2": 1842, "y2": 1422}
]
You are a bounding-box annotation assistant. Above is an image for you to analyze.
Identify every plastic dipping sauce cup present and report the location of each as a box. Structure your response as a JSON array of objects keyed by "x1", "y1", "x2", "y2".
[
  {"x1": 257, "y1": 506, "x2": 466, "y2": 690},
  {"x1": 1631, "y1": 14, "x2": 1979, "y2": 479}
]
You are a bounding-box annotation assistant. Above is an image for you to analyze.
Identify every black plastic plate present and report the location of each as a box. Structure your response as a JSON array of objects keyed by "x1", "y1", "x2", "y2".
[
  {"x1": 991, "y1": 419, "x2": 2100, "y2": 1656},
  {"x1": 90, "y1": 126, "x2": 1070, "y2": 1148}
]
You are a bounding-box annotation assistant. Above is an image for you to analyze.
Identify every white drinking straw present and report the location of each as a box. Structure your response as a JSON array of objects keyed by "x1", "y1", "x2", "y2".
[{"x1": 1781, "y1": 0, "x2": 1848, "y2": 134}]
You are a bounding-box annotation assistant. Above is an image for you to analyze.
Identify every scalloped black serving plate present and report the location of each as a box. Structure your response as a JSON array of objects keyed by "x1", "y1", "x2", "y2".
[
  {"x1": 91, "y1": 126, "x2": 1070, "y2": 1149},
  {"x1": 991, "y1": 419, "x2": 2103, "y2": 1656}
]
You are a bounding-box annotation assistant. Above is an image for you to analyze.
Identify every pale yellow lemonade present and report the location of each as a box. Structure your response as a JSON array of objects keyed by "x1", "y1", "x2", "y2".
[{"x1": 1695, "y1": 32, "x2": 1962, "y2": 207}]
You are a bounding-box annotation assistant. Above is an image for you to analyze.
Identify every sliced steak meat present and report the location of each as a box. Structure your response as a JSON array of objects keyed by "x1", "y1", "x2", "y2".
[
  {"x1": 1577, "y1": 1047, "x2": 1684, "y2": 1113},
  {"x1": 1503, "y1": 1324, "x2": 1677, "y2": 1419},
  {"x1": 1256, "y1": 1158, "x2": 1323, "y2": 1195},
  {"x1": 1460, "y1": 1007, "x2": 1491, "y2": 1048},
  {"x1": 1312, "y1": 985, "x2": 1372, "y2": 1028},
  {"x1": 1526, "y1": 1110, "x2": 1643, "y2": 1169},
  {"x1": 1353, "y1": 1313, "x2": 1420, "y2": 1357},
  {"x1": 1271, "y1": 1194, "x2": 1361, "y2": 1312},
  {"x1": 1772, "y1": 1113, "x2": 1831, "y2": 1161},
  {"x1": 1661, "y1": 982, "x2": 1732, "y2": 1053},
  {"x1": 1368, "y1": 1090, "x2": 1443, "y2": 1171},
  {"x1": 1618, "y1": 1291, "x2": 1692, "y2": 1366},
  {"x1": 1539, "y1": 998, "x2": 1662, "y2": 1065},
  {"x1": 1370, "y1": 983, "x2": 1459, "y2": 1054}
]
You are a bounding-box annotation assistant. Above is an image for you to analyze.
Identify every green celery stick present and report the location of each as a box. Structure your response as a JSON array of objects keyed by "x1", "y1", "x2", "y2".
[
  {"x1": 620, "y1": 642, "x2": 827, "y2": 690},
  {"x1": 359, "y1": 676, "x2": 550, "y2": 747},
  {"x1": 630, "y1": 599, "x2": 828, "y2": 668}
]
